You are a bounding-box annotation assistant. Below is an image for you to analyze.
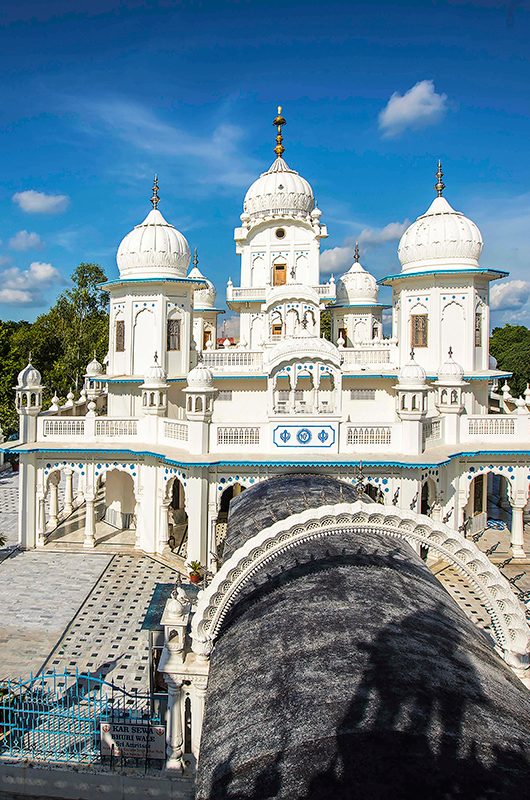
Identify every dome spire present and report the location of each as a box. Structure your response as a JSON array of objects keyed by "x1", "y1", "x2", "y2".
[
  {"x1": 193, "y1": 247, "x2": 199, "y2": 269},
  {"x1": 435, "y1": 160, "x2": 445, "y2": 197},
  {"x1": 354, "y1": 242, "x2": 360, "y2": 263},
  {"x1": 151, "y1": 174, "x2": 160, "y2": 209},
  {"x1": 273, "y1": 105, "x2": 286, "y2": 158}
]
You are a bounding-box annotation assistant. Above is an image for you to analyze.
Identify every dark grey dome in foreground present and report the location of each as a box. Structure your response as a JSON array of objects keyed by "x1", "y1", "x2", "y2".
[{"x1": 196, "y1": 476, "x2": 530, "y2": 800}]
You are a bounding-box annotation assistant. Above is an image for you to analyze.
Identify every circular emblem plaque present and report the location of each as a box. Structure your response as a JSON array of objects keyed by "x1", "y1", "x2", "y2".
[{"x1": 297, "y1": 428, "x2": 312, "y2": 444}]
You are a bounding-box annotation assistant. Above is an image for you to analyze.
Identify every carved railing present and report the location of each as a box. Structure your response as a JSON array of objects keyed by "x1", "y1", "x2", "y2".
[
  {"x1": 94, "y1": 419, "x2": 138, "y2": 437},
  {"x1": 202, "y1": 350, "x2": 264, "y2": 371},
  {"x1": 163, "y1": 421, "x2": 188, "y2": 442},
  {"x1": 217, "y1": 426, "x2": 260, "y2": 446},
  {"x1": 422, "y1": 417, "x2": 443, "y2": 448},
  {"x1": 42, "y1": 418, "x2": 86, "y2": 437},
  {"x1": 346, "y1": 426, "x2": 392, "y2": 446}
]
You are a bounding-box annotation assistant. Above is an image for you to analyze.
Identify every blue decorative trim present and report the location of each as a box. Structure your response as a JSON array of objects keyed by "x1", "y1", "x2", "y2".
[
  {"x1": 378, "y1": 268, "x2": 508, "y2": 285},
  {"x1": 102, "y1": 277, "x2": 206, "y2": 288},
  {"x1": 7, "y1": 445, "x2": 530, "y2": 470},
  {"x1": 328, "y1": 303, "x2": 390, "y2": 309},
  {"x1": 273, "y1": 424, "x2": 336, "y2": 448}
]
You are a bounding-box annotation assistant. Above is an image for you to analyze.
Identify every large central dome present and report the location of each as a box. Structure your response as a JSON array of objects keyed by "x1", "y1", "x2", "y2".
[
  {"x1": 242, "y1": 106, "x2": 315, "y2": 222},
  {"x1": 243, "y1": 157, "x2": 315, "y2": 221}
]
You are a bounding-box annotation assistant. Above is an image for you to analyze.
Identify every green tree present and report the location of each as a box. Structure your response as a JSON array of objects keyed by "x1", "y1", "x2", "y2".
[
  {"x1": 0, "y1": 264, "x2": 109, "y2": 437},
  {"x1": 320, "y1": 309, "x2": 332, "y2": 341},
  {"x1": 490, "y1": 324, "x2": 530, "y2": 398}
]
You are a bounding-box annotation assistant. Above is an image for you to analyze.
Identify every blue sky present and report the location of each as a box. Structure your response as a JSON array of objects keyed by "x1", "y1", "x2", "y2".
[{"x1": 1, "y1": 0, "x2": 530, "y2": 332}]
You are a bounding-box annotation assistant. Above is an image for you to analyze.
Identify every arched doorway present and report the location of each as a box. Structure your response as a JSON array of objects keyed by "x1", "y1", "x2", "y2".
[
  {"x1": 168, "y1": 478, "x2": 188, "y2": 556},
  {"x1": 215, "y1": 483, "x2": 245, "y2": 559},
  {"x1": 103, "y1": 470, "x2": 136, "y2": 530}
]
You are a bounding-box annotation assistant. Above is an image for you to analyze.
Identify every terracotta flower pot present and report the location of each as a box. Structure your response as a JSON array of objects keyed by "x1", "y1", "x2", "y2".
[{"x1": 189, "y1": 572, "x2": 202, "y2": 584}]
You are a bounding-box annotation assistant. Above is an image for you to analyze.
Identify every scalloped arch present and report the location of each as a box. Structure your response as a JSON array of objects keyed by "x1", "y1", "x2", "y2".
[{"x1": 191, "y1": 502, "x2": 529, "y2": 673}]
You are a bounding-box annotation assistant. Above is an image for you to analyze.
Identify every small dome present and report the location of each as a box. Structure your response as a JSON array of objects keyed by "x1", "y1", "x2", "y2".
[
  {"x1": 399, "y1": 353, "x2": 426, "y2": 387},
  {"x1": 117, "y1": 180, "x2": 190, "y2": 279},
  {"x1": 398, "y1": 165, "x2": 483, "y2": 273},
  {"x1": 437, "y1": 349, "x2": 464, "y2": 382},
  {"x1": 188, "y1": 252, "x2": 216, "y2": 309},
  {"x1": 243, "y1": 157, "x2": 315, "y2": 222},
  {"x1": 187, "y1": 361, "x2": 214, "y2": 390},
  {"x1": 143, "y1": 354, "x2": 167, "y2": 385},
  {"x1": 85, "y1": 355, "x2": 103, "y2": 376},
  {"x1": 336, "y1": 246, "x2": 378, "y2": 305},
  {"x1": 489, "y1": 354, "x2": 498, "y2": 370},
  {"x1": 17, "y1": 360, "x2": 42, "y2": 388}
]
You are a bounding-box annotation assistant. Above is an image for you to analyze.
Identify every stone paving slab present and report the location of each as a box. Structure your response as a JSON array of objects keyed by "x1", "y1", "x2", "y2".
[{"x1": 0, "y1": 551, "x2": 111, "y2": 680}]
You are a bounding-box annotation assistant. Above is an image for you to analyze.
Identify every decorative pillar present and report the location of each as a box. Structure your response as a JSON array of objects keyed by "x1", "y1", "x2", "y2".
[
  {"x1": 510, "y1": 503, "x2": 526, "y2": 559},
  {"x1": 84, "y1": 495, "x2": 96, "y2": 548},
  {"x1": 158, "y1": 499, "x2": 170, "y2": 555},
  {"x1": 63, "y1": 468, "x2": 74, "y2": 516},
  {"x1": 36, "y1": 495, "x2": 46, "y2": 547},
  {"x1": 166, "y1": 678, "x2": 184, "y2": 772},
  {"x1": 191, "y1": 678, "x2": 208, "y2": 759},
  {"x1": 47, "y1": 478, "x2": 59, "y2": 531}
]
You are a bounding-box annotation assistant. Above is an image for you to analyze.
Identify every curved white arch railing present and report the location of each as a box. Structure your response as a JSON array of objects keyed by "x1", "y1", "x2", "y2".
[{"x1": 191, "y1": 502, "x2": 529, "y2": 674}]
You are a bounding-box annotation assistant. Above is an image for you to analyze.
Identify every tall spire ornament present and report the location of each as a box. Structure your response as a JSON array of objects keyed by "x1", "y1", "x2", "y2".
[
  {"x1": 354, "y1": 242, "x2": 360, "y2": 263},
  {"x1": 151, "y1": 174, "x2": 160, "y2": 209},
  {"x1": 193, "y1": 248, "x2": 199, "y2": 269},
  {"x1": 435, "y1": 160, "x2": 445, "y2": 197},
  {"x1": 273, "y1": 105, "x2": 286, "y2": 158}
]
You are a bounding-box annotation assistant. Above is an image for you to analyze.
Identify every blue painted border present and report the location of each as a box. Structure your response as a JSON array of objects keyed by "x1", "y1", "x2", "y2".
[{"x1": 378, "y1": 268, "x2": 508, "y2": 285}]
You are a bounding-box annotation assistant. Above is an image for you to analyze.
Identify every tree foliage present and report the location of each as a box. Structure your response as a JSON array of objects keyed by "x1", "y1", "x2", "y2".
[
  {"x1": 490, "y1": 324, "x2": 530, "y2": 399},
  {"x1": 0, "y1": 264, "x2": 109, "y2": 438}
]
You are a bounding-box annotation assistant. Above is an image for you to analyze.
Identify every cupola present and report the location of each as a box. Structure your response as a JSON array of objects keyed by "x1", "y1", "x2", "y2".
[
  {"x1": 336, "y1": 244, "x2": 378, "y2": 306},
  {"x1": 188, "y1": 249, "x2": 217, "y2": 309},
  {"x1": 398, "y1": 163, "x2": 483, "y2": 274},
  {"x1": 15, "y1": 354, "x2": 43, "y2": 416},
  {"x1": 141, "y1": 352, "x2": 168, "y2": 416},
  {"x1": 117, "y1": 176, "x2": 191, "y2": 280},
  {"x1": 184, "y1": 358, "x2": 216, "y2": 420}
]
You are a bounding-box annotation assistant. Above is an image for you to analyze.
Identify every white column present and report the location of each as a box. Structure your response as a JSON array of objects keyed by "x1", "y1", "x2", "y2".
[
  {"x1": 166, "y1": 678, "x2": 184, "y2": 772},
  {"x1": 510, "y1": 503, "x2": 526, "y2": 559},
  {"x1": 185, "y1": 470, "x2": 209, "y2": 564},
  {"x1": 63, "y1": 469, "x2": 74, "y2": 516},
  {"x1": 158, "y1": 500, "x2": 170, "y2": 555},
  {"x1": 36, "y1": 495, "x2": 46, "y2": 547},
  {"x1": 84, "y1": 495, "x2": 96, "y2": 548},
  {"x1": 47, "y1": 479, "x2": 59, "y2": 530},
  {"x1": 191, "y1": 680, "x2": 208, "y2": 759}
]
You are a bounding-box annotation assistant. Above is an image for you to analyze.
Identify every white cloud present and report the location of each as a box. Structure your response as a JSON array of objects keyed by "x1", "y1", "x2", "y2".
[
  {"x1": 0, "y1": 261, "x2": 62, "y2": 305},
  {"x1": 220, "y1": 315, "x2": 240, "y2": 341},
  {"x1": 359, "y1": 220, "x2": 410, "y2": 245},
  {"x1": 490, "y1": 280, "x2": 530, "y2": 311},
  {"x1": 76, "y1": 98, "x2": 258, "y2": 190},
  {"x1": 8, "y1": 230, "x2": 43, "y2": 251},
  {"x1": 13, "y1": 190, "x2": 69, "y2": 214},
  {"x1": 379, "y1": 80, "x2": 448, "y2": 138},
  {"x1": 320, "y1": 220, "x2": 409, "y2": 275}
]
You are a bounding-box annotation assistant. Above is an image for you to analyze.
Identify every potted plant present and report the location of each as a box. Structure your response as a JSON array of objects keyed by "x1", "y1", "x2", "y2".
[{"x1": 188, "y1": 561, "x2": 204, "y2": 584}]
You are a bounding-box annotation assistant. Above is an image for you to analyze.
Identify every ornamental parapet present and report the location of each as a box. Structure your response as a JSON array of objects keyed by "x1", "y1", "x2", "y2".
[{"x1": 226, "y1": 283, "x2": 336, "y2": 304}]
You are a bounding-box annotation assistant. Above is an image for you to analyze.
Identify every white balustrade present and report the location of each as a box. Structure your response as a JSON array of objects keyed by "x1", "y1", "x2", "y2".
[
  {"x1": 164, "y1": 421, "x2": 188, "y2": 442},
  {"x1": 346, "y1": 426, "x2": 392, "y2": 446},
  {"x1": 422, "y1": 418, "x2": 443, "y2": 448},
  {"x1": 341, "y1": 344, "x2": 396, "y2": 367},
  {"x1": 202, "y1": 350, "x2": 263, "y2": 371},
  {"x1": 94, "y1": 419, "x2": 138, "y2": 437},
  {"x1": 466, "y1": 416, "x2": 515, "y2": 437},
  {"x1": 42, "y1": 418, "x2": 86, "y2": 438},
  {"x1": 217, "y1": 427, "x2": 260, "y2": 446}
]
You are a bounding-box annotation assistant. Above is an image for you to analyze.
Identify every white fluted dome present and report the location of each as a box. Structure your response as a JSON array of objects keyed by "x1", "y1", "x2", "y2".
[
  {"x1": 399, "y1": 355, "x2": 426, "y2": 387},
  {"x1": 186, "y1": 362, "x2": 214, "y2": 390},
  {"x1": 85, "y1": 355, "x2": 103, "y2": 377},
  {"x1": 144, "y1": 355, "x2": 167, "y2": 385},
  {"x1": 117, "y1": 208, "x2": 190, "y2": 279},
  {"x1": 243, "y1": 157, "x2": 314, "y2": 221},
  {"x1": 398, "y1": 195, "x2": 483, "y2": 273},
  {"x1": 17, "y1": 361, "x2": 42, "y2": 388},
  {"x1": 188, "y1": 263, "x2": 216, "y2": 309},
  {"x1": 336, "y1": 256, "x2": 378, "y2": 305},
  {"x1": 437, "y1": 351, "x2": 464, "y2": 383}
]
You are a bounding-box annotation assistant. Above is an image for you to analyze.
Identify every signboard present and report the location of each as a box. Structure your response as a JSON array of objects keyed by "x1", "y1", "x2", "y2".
[
  {"x1": 273, "y1": 424, "x2": 336, "y2": 448},
  {"x1": 100, "y1": 721, "x2": 166, "y2": 759}
]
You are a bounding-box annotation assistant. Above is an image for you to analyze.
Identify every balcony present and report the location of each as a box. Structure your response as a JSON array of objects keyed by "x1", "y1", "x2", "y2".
[
  {"x1": 202, "y1": 350, "x2": 264, "y2": 372},
  {"x1": 226, "y1": 283, "x2": 336, "y2": 304},
  {"x1": 340, "y1": 341, "x2": 398, "y2": 369}
]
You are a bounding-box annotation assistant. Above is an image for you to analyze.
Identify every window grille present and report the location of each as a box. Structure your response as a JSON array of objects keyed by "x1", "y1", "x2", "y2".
[
  {"x1": 350, "y1": 389, "x2": 376, "y2": 400},
  {"x1": 347, "y1": 426, "x2": 391, "y2": 445},
  {"x1": 217, "y1": 427, "x2": 260, "y2": 446},
  {"x1": 475, "y1": 311, "x2": 482, "y2": 347},
  {"x1": 167, "y1": 319, "x2": 181, "y2": 351},
  {"x1": 115, "y1": 320, "x2": 125, "y2": 352},
  {"x1": 217, "y1": 390, "x2": 232, "y2": 401},
  {"x1": 410, "y1": 314, "x2": 428, "y2": 348}
]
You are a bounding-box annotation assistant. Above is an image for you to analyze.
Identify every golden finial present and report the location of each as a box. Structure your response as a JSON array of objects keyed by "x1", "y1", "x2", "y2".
[
  {"x1": 151, "y1": 174, "x2": 160, "y2": 209},
  {"x1": 435, "y1": 160, "x2": 445, "y2": 197},
  {"x1": 354, "y1": 242, "x2": 360, "y2": 263},
  {"x1": 193, "y1": 248, "x2": 199, "y2": 269},
  {"x1": 273, "y1": 105, "x2": 286, "y2": 158}
]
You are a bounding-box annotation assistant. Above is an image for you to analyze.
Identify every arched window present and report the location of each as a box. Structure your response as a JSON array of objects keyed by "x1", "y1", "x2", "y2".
[
  {"x1": 195, "y1": 396, "x2": 203, "y2": 412},
  {"x1": 451, "y1": 389, "x2": 458, "y2": 404}
]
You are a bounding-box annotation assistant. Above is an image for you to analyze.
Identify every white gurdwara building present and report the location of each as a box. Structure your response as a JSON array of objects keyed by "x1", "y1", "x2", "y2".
[{"x1": 11, "y1": 110, "x2": 530, "y2": 568}]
